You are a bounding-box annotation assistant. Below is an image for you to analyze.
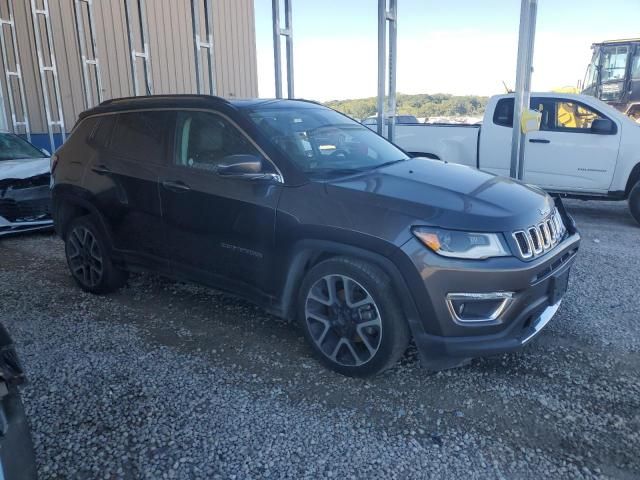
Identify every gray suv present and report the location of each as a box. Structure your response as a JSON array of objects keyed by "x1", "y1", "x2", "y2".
[{"x1": 51, "y1": 95, "x2": 580, "y2": 377}]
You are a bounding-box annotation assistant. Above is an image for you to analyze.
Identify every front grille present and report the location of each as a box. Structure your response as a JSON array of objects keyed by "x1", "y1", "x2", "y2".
[
  {"x1": 512, "y1": 208, "x2": 566, "y2": 260},
  {"x1": 0, "y1": 198, "x2": 50, "y2": 222}
]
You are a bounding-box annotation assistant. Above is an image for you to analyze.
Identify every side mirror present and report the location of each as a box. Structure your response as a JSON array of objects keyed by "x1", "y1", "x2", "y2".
[
  {"x1": 216, "y1": 154, "x2": 281, "y2": 183},
  {"x1": 217, "y1": 154, "x2": 264, "y2": 176},
  {"x1": 591, "y1": 118, "x2": 615, "y2": 135}
]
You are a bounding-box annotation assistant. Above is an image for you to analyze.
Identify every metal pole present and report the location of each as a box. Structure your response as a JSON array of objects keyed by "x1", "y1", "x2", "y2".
[
  {"x1": 284, "y1": 0, "x2": 293, "y2": 98},
  {"x1": 377, "y1": 0, "x2": 397, "y2": 140},
  {"x1": 191, "y1": 0, "x2": 216, "y2": 95},
  {"x1": 376, "y1": 0, "x2": 386, "y2": 136},
  {"x1": 272, "y1": 0, "x2": 282, "y2": 98},
  {"x1": 386, "y1": 0, "x2": 397, "y2": 142},
  {"x1": 272, "y1": 0, "x2": 293, "y2": 99},
  {"x1": 0, "y1": 0, "x2": 31, "y2": 138},
  {"x1": 74, "y1": 0, "x2": 103, "y2": 108},
  {"x1": 124, "y1": 0, "x2": 152, "y2": 96},
  {"x1": 510, "y1": 0, "x2": 537, "y2": 180}
]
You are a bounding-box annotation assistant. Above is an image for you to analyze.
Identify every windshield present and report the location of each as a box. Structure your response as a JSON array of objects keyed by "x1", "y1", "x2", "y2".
[
  {"x1": 0, "y1": 133, "x2": 46, "y2": 161},
  {"x1": 600, "y1": 45, "x2": 629, "y2": 83},
  {"x1": 247, "y1": 106, "x2": 409, "y2": 177}
]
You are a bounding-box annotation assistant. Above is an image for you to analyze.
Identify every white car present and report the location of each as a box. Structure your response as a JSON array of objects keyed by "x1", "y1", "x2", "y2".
[
  {"x1": 389, "y1": 93, "x2": 640, "y2": 224},
  {"x1": 0, "y1": 132, "x2": 52, "y2": 235}
]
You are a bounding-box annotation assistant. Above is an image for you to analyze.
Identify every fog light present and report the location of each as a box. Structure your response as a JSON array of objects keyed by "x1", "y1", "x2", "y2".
[{"x1": 446, "y1": 292, "x2": 514, "y2": 325}]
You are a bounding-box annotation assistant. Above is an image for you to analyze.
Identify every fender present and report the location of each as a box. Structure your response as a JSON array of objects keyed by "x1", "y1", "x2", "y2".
[
  {"x1": 277, "y1": 238, "x2": 428, "y2": 353},
  {"x1": 51, "y1": 184, "x2": 113, "y2": 247},
  {"x1": 624, "y1": 162, "x2": 640, "y2": 196}
]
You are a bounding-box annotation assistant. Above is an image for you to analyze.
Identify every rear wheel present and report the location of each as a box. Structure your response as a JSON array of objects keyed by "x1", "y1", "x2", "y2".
[
  {"x1": 298, "y1": 257, "x2": 410, "y2": 377},
  {"x1": 629, "y1": 181, "x2": 640, "y2": 226},
  {"x1": 64, "y1": 216, "x2": 127, "y2": 294}
]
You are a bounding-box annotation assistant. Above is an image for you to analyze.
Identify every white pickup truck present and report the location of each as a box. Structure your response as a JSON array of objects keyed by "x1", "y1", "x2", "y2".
[{"x1": 389, "y1": 92, "x2": 640, "y2": 224}]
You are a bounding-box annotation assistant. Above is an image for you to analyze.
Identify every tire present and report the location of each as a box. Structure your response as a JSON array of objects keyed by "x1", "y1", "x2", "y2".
[
  {"x1": 297, "y1": 257, "x2": 411, "y2": 377},
  {"x1": 629, "y1": 181, "x2": 640, "y2": 226},
  {"x1": 64, "y1": 215, "x2": 128, "y2": 294}
]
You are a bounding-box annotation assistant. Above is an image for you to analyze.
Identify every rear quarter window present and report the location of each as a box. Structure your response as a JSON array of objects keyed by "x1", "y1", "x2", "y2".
[
  {"x1": 62, "y1": 117, "x2": 99, "y2": 151},
  {"x1": 493, "y1": 98, "x2": 514, "y2": 127}
]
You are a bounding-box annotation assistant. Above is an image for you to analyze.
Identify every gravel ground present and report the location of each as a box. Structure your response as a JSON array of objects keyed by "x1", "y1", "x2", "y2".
[{"x1": 1, "y1": 199, "x2": 639, "y2": 479}]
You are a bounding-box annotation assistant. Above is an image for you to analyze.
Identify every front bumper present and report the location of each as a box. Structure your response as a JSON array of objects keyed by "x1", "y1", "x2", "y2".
[
  {"x1": 398, "y1": 229, "x2": 580, "y2": 370},
  {"x1": 0, "y1": 183, "x2": 53, "y2": 236}
]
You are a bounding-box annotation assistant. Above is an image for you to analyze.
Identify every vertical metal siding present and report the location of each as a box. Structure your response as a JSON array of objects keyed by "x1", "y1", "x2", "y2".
[{"x1": 0, "y1": 0, "x2": 258, "y2": 138}]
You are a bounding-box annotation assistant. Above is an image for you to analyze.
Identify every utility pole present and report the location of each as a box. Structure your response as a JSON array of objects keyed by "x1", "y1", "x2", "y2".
[
  {"x1": 377, "y1": 0, "x2": 397, "y2": 141},
  {"x1": 272, "y1": 0, "x2": 294, "y2": 99},
  {"x1": 510, "y1": 0, "x2": 538, "y2": 180}
]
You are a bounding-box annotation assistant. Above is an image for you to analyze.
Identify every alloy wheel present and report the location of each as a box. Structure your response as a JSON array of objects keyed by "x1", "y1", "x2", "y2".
[
  {"x1": 66, "y1": 226, "x2": 104, "y2": 288},
  {"x1": 304, "y1": 274, "x2": 382, "y2": 367}
]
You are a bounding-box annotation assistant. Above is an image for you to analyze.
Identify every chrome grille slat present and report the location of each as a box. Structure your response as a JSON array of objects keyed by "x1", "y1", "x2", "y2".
[{"x1": 512, "y1": 208, "x2": 566, "y2": 260}]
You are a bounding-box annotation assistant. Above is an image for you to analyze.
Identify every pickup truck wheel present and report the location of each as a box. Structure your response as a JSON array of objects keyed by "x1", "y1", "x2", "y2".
[
  {"x1": 298, "y1": 257, "x2": 410, "y2": 377},
  {"x1": 629, "y1": 181, "x2": 640, "y2": 225},
  {"x1": 64, "y1": 216, "x2": 127, "y2": 294}
]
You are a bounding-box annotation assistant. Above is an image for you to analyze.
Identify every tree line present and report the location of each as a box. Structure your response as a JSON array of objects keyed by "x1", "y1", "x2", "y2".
[{"x1": 325, "y1": 93, "x2": 489, "y2": 120}]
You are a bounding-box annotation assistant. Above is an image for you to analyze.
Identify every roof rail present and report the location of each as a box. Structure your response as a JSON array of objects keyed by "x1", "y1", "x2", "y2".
[{"x1": 98, "y1": 94, "x2": 229, "y2": 106}]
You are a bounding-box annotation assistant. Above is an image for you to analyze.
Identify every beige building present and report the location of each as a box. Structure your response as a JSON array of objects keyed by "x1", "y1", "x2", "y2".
[{"x1": 0, "y1": 0, "x2": 258, "y2": 150}]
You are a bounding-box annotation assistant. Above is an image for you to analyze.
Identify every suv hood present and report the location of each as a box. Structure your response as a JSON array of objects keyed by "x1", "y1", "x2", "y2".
[
  {"x1": 325, "y1": 158, "x2": 554, "y2": 232},
  {"x1": 0, "y1": 157, "x2": 50, "y2": 180}
]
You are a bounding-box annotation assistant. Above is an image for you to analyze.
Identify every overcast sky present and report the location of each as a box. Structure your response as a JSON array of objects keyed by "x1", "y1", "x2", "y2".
[{"x1": 253, "y1": 0, "x2": 640, "y2": 101}]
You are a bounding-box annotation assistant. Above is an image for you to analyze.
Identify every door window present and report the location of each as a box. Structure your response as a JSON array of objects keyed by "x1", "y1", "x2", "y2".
[
  {"x1": 601, "y1": 46, "x2": 629, "y2": 82},
  {"x1": 553, "y1": 102, "x2": 603, "y2": 131},
  {"x1": 632, "y1": 52, "x2": 640, "y2": 80},
  {"x1": 111, "y1": 111, "x2": 171, "y2": 163},
  {"x1": 174, "y1": 111, "x2": 262, "y2": 172}
]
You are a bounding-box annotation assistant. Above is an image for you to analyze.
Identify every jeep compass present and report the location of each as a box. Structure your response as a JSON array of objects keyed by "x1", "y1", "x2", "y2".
[{"x1": 51, "y1": 96, "x2": 580, "y2": 377}]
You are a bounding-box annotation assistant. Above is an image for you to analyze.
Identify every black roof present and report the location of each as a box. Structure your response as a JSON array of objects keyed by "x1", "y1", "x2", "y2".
[{"x1": 79, "y1": 95, "x2": 323, "y2": 119}]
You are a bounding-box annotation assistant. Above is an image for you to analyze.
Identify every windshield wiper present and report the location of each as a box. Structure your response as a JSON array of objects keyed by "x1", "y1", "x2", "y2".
[
  {"x1": 304, "y1": 167, "x2": 364, "y2": 177},
  {"x1": 360, "y1": 158, "x2": 408, "y2": 171}
]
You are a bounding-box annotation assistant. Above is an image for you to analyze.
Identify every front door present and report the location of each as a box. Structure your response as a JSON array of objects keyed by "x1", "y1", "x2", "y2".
[
  {"x1": 523, "y1": 98, "x2": 620, "y2": 193},
  {"x1": 159, "y1": 110, "x2": 283, "y2": 297}
]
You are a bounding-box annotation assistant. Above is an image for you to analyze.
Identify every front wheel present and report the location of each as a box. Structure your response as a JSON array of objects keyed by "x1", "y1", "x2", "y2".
[
  {"x1": 629, "y1": 181, "x2": 640, "y2": 226},
  {"x1": 297, "y1": 257, "x2": 410, "y2": 377}
]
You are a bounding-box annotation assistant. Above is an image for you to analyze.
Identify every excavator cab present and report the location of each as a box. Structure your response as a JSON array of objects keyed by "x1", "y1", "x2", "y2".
[{"x1": 582, "y1": 39, "x2": 640, "y2": 121}]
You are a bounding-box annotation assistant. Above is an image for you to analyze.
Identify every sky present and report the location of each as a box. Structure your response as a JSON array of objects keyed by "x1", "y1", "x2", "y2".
[{"x1": 253, "y1": 0, "x2": 640, "y2": 101}]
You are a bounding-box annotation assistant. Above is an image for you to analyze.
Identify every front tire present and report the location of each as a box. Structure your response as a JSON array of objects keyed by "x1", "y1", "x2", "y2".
[
  {"x1": 64, "y1": 216, "x2": 127, "y2": 294},
  {"x1": 297, "y1": 257, "x2": 410, "y2": 377},
  {"x1": 629, "y1": 181, "x2": 640, "y2": 225}
]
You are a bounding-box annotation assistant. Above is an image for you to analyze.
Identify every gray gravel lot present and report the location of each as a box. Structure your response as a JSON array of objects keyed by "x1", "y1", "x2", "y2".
[{"x1": 1, "y1": 199, "x2": 639, "y2": 479}]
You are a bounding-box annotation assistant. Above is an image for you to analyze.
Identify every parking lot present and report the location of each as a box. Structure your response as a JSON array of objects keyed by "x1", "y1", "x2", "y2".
[{"x1": 1, "y1": 199, "x2": 638, "y2": 479}]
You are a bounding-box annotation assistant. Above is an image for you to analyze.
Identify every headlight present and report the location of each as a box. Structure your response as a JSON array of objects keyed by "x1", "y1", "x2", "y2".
[{"x1": 412, "y1": 227, "x2": 510, "y2": 259}]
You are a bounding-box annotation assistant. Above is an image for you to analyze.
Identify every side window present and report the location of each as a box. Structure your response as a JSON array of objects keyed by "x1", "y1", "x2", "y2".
[
  {"x1": 554, "y1": 102, "x2": 603, "y2": 131},
  {"x1": 68, "y1": 117, "x2": 98, "y2": 145},
  {"x1": 492, "y1": 98, "x2": 514, "y2": 127},
  {"x1": 632, "y1": 53, "x2": 640, "y2": 80},
  {"x1": 111, "y1": 111, "x2": 171, "y2": 163},
  {"x1": 530, "y1": 98, "x2": 555, "y2": 131},
  {"x1": 174, "y1": 111, "x2": 263, "y2": 172},
  {"x1": 89, "y1": 115, "x2": 115, "y2": 148}
]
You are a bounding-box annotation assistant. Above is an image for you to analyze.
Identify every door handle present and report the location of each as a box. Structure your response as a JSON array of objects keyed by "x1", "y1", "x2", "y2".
[
  {"x1": 161, "y1": 180, "x2": 192, "y2": 192},
  {"x1": 91, "y1": 164, "x2": 111, "y2": 175},
  {"x1": 529, "y1": 138, "x2": 550, "y2": 144}
]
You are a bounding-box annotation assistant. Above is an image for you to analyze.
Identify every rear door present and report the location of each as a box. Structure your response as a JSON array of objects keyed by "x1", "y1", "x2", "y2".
[
  {"x1": 159, "y1": 109, "x2": 282, "y2": 297},
  {"x1": 523, "y1": 98, "x2": 620, "y2": 193},
  {"x1": 88, "y1": 111, "x2": 171, "y2": 270}
]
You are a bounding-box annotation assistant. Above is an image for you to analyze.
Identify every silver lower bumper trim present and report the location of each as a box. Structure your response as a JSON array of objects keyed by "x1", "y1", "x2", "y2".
[{"x1": 521, "y1": 300, "x2": 561, "y2": 345}]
